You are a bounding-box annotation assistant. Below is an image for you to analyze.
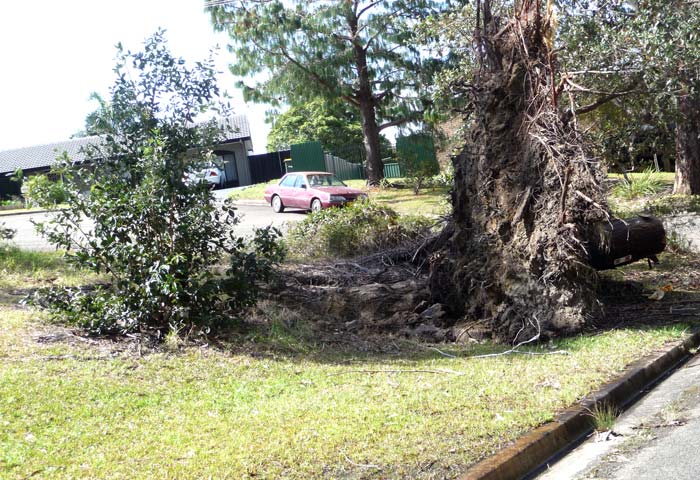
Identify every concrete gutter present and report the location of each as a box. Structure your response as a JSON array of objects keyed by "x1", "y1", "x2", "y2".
[
  {"x1": 0, "y1": 208, "x2": 53, "y2": 217},
  {"x1": 231, "y1": 199, "x2": 267, "y2": 206},
  {"x1": 459, "y1": 330, "x2": 700, "y2": 480}
]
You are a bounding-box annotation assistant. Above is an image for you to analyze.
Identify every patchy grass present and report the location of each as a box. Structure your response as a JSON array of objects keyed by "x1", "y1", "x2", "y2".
[
  {"x1": 611, "y1": 168, "x2": 667, "y2": 200},
  {"x1": 0, "y1": 246, "x2": 98, "y2": 291},
  {"x1": 229, "y1": 180, "x2": 276, "y2": 202},
  {"x1": 588, "y1": 402, "x2": 620, "y2": 432},
  {"x1": 231, "y1": 178, "x2": 450, "y2": 217},
  {"x1": 0, "y1": 206, "x2": 53, "y2": 216},
  {"x1": 0, "y1": 299, "x2": 691, "y2": 477},
  {"x1": 1, "y1": 239, "x2": 696, "y2": 479},
  {"x1": 606, "y1": 171, "x2": 700, "y2": 218},
  {"x1": 608, "y1": 171, "x2": 675, "y2": 186},
  {"x1": 601, "y1": 250, "x2": 700, "y2": 293}
]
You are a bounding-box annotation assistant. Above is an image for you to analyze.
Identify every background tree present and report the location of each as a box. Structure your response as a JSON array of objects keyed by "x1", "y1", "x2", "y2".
[
  {"x1": 207, "y1": 0, "x2": 451, "y2": 185},
  {"x1": 266, "y1": 98, "x2": 392, "y2": 163},
  {"x1": 429, "y1": 0, "x2": 610, "y2": 340},
  {"x1": 556, "y1": 0, "x2": 700, "y2": 194},
  {"x1": 34, "y1": 31, "x2": 283, "y2": 335},
  {"x1": 70, "y1": 93, "x2": 113, "y2": 138}
]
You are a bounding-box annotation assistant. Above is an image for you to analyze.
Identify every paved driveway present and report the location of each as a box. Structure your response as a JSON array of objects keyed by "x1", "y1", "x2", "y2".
[{"x1": 0, "y1": 202, "x2": 306, "y2": 251}]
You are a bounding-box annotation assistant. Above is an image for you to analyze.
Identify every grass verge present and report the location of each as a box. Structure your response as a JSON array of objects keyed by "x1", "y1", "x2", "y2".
[
  {"x1": 0, "y1": 246, "x2": 693, "y2": 480},
  {"x1": 0, "y1": 311, "x2": 689, "y2": 479},
  {"x1": 0, "y1": 245, "x2": 98, "y2": 291}
]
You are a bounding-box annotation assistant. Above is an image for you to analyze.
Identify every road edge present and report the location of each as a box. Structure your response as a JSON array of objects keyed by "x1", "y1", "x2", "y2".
[{"x1": 459, "y1": 330, "x2": 700, "y2": 480}]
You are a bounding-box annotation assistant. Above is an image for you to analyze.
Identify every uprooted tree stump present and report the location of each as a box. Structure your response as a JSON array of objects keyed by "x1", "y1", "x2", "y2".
[{"x1": 429, "y1": 1, "x2": 612, "y2": 341}]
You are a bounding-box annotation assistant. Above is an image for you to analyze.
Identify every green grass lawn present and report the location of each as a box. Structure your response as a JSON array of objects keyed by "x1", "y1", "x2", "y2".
[
  {"x1": 607, "y1": 170, "x2": 700, "y2": 217},
  {"x1": 0, "y1": 249, "x2": 693, "y2": 479}
]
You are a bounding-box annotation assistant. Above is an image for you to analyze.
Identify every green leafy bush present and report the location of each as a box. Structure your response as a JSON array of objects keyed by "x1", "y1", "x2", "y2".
[
  {"x1": 24, "y1": 174, "x2": 68, "y2": 207},
  {"x1": 287, "y1": 199, "x2": 433, "y2": 258},
  {"x1": 612, "y1": 168, "x2": 666, "y2": 200},
  {"x1": 0, "y1": 197, "x2": 24, "y2": 211},
  {"x1": 31, "y1": 31, "x2": 284, "y2": 335}
]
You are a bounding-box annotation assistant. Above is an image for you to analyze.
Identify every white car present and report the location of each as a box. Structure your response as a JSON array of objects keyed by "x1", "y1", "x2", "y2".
[{"x1": 185, "y1": 165, "x2": 227, "y2": 189}]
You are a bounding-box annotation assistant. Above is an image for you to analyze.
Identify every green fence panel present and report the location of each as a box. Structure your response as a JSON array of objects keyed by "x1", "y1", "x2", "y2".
[
  {"x1": 325, "y1": 154, "x2": 365, "y2": 181},
  {"x1": 290, "y1": 141, "x2": 325, "y2": 172},
  {"x1": 383, "y1": 163, "x2": 402, "y2": 178},
  {"x1": 395, "y1": 134, "x2": 439, "y2": 176}
]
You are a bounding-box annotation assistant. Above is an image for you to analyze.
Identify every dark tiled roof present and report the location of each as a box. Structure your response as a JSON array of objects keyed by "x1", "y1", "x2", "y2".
[
  {"x1": 0, "y1": 136, "x2": 103, "y2": 175},
  {"x1": 219, "y1": 115, "x2": 251, "y2": 142},
  {"x1": 0, "y1": 115, "x2": 252, "y2": 175}
]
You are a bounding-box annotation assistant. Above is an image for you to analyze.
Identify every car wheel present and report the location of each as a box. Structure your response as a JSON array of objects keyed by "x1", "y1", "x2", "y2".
[
  {"x1": 272, "y1": 195, "x2": 285, "y2": 213},
  {"x1": 311, "y1": 198, "x2": 323, "y2": 213}
]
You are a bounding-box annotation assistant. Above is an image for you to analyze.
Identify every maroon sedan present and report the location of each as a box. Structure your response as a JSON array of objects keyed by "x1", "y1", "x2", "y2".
[{"x1": 264, "y1": 172, "x2": 367, "y2": 213}]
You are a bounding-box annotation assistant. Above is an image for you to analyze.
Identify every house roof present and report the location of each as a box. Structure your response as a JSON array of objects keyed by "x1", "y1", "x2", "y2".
[
  {"x1": 0, "y1": 136, "x2": 103, "y2": 175},
  {"x1": 0, "y1": 115, "x2": 252, "y2": 175},
  {"x1": 219, "y1": 115, "x2": 251, "y2": 143}
]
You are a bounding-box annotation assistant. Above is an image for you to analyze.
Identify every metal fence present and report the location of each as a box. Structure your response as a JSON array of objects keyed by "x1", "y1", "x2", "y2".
[
  {"x1": 383, "y1": 163, "x2": 402, "y2": 178},
  {"x1": 324, "y1": 154, "x2": 364, "y2": 181}
]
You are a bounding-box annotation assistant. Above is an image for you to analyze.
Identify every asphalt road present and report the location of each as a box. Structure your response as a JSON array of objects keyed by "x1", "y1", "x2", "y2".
[
  {"x1": 0, "y1": 200, "x2": 306, "y2": 251},
  {"x1": 538, "y1": 353, "x2": 700, "y2": 479}
]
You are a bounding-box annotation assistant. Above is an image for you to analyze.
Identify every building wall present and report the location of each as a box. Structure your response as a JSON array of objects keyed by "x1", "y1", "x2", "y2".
[{"x1": 215, "y1": 142, "x2": 251, "y2": 186}]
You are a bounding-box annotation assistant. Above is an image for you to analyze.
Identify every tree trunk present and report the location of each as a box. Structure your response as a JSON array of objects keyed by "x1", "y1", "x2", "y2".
[
  {"x1": 588, "y1": 216, "x2": 666, "y2": 270},
  {"x1": 673, "y1": 94, "x2": 700, "y2": 195},
  {"x1": 358, "y1": 99, "x2": 385, "y2": 186},
  {"x1": 349, "y1": 11, "x2": 385, "y2": 186},
  {"x1": 428, "y1": 1, "x2": 610, "y2": 341}
]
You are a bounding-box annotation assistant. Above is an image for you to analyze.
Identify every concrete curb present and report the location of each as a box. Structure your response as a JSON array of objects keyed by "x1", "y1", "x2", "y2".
[
  {"x1": 0, "y1": 208, "x2": 53, "y2": 217},
  {"x1": 459, "y1": 330, "x2": 700, "y2": 480},
  {"x1": 230, "y1": 199, "x2": 267, "y2": 206}
]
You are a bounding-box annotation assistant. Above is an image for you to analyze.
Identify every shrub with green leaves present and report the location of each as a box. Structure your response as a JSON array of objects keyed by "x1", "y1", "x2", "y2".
[
  {"x1": 23, "y1": 174, "x2": 68, "y2": 207},
  {"x1": 287, "y1": 200, "x2": 433, "y2": 258},
  {"x1": 31, "y1": 31, "x2": 284, "y2": 335},
  {"x1": 612, "y1": 168, "x2": 666, "y2": 200}
]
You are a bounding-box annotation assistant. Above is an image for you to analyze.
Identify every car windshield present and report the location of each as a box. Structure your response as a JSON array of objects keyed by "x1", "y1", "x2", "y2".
[{"x1": 307, "y1": 174, "x2": 347, "y2": 187}]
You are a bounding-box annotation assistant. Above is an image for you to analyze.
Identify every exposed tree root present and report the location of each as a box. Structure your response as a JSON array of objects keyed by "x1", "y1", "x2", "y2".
[{"x1": 428, "y1": 1, "x2": 610, "y2": 341}]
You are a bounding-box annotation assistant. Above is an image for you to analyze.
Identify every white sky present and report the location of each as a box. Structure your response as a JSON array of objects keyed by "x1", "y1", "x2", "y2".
[{"x1": 0, "y1": 0, "x2": 272, "y2": 153}]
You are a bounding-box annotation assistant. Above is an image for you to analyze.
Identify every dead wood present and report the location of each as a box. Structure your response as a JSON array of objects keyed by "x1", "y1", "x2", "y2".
[
  {"x1": 429, "y1": 1, "x2": 611, "y2": 341},
  {"x1": 588, "y1": 216, "x2": 666, "y2": 271}
]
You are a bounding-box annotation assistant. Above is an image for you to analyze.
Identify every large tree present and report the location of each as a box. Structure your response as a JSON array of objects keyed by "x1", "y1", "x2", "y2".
[
  {"x1": 429, "y1": 0, "x2": 610, "y2": 340},
  {"x1": 206, "y1": 0, "x2": 450, "y2": 185},
  {"x1": 267, "y1": 99, "x2": 363, "y2": 153},
  {"x1": 557, "y1": 0, "x2": 700, "y2": 194}
]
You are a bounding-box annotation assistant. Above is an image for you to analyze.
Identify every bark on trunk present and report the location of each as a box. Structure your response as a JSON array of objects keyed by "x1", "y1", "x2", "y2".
[
  {"x1": 429, "y1": 1, "x2": 610, "y2": 341},
  {"x1": 359, "y1": 99, "x2": 385, "y2": 186},
  {"x1": 349, "y1": 9, "x2": 385, "y2": 186},
  {"x1": 673, "y1": 94, "x2": 700, "y2": 195}
]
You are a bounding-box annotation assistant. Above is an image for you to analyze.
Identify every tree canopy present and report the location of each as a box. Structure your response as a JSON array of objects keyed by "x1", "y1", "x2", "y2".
[
  {"x1": 556, "y1": 0, "x2": 700, "y2": 193},
  {"x1": 207, "y1": 0, "x2": 453, "y2": 184},
  {"x1": 266, "y1": 98, "x2": 392, "y2": 162}
]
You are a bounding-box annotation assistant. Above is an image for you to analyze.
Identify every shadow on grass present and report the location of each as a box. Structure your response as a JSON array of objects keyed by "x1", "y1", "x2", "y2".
[{"x1": 4, "y1": 245, "x2": 698, "y2": 368}]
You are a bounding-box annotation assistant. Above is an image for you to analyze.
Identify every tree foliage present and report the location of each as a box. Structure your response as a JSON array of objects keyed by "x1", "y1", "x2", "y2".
[
  {"x1": 557, "y1": 0, "x2": 700, "y2": 193},
  {"x1": 207, "y1": 0, "x2": 452, "y2": 184},
  {"x1": 266, "y1": 98, "x2": 392, "y2": 163},
  {"x1": 267, "y1": 98, "x2": 363, "y2": 151},
  {"x1": 32, "y1": 31, "x2": 284, "y2": 335}
]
